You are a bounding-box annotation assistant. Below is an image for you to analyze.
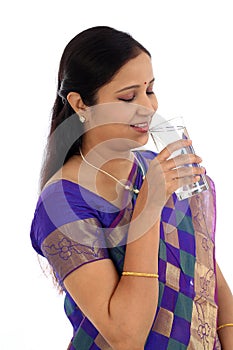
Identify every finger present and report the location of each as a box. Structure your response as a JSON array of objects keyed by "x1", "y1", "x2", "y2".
[
  {"x1": 168, "y1": 175, "x2": 202, "y2": 194},
  {"x1": 167, "y1": 166, "x2": 206, "y2": 181},
  {"x1": 163, "y1": 153, "x2": 202, "y2": 171},
  {"x1": 156, "y1": 139, "x2": 192, "y2": 162}
]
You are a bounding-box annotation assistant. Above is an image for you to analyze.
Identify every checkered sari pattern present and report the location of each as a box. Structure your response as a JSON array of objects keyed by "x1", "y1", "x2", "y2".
[
  {"x1": 144, "y1": 194, "x2": 196, "y2": 349},
  {"x1": 145, "y1": 177, "x2": 219, "y2": 349}
]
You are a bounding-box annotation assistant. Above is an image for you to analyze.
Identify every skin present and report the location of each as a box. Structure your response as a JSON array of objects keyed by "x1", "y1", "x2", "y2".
[
  {"x1": 216, "y1": 264, "x2": 233, "y2": 348},
  {"x1": 53, "y1": 52, "x2": 233, "y2": 349}
]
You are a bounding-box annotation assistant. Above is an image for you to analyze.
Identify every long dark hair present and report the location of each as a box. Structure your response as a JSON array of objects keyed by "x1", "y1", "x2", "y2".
[{"x1": 40, "y1": 26, "x2": 151, "y2": 190}]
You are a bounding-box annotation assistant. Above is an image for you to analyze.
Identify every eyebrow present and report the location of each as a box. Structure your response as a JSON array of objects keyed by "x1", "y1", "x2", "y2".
[{"x1": 115, "y1": 78, "x2": 155, "y2": 93}]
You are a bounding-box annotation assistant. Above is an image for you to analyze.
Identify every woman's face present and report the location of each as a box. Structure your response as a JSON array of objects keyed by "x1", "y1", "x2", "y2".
[{"x1": 84, "y1": 52, "x2": 158, "y2": 150}]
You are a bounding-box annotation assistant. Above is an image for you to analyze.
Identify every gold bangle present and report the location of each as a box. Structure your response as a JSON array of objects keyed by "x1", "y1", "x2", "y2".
[
  {"x1": 122, "y1": 272, "x2": 159, "y2": 278},
  {"x1": 217, "y1": 323, "x2": 233, "y2": 331}
]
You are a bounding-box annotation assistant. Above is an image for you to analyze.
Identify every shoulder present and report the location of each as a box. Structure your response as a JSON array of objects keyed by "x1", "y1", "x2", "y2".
[
  {"x1": 36, "y1": 179, "x2": 100, "y2": 216},
  {"x1": 30, "y1": 180, "x2": 101, "y2": 255}
]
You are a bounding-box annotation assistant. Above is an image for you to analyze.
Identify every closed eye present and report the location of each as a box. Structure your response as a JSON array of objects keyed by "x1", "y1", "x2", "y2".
[
  {"x1": 118, "y1": 96, "x2": 135, "y2": 102},
  {"x1": 118, "y1": 91, "x2": 154, "y2": 102}
]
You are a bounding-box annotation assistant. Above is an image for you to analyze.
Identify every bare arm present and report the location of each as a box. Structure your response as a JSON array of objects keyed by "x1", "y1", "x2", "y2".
[
  {"x1": 216, "y1": 263, "x2": 233, "y2": 349},
  {"x1": 64, "y1": 219, "x2": 160, "y2": 350},
  {"x1": 64, "y1": 140, "x2": 204, "y2": 350}
]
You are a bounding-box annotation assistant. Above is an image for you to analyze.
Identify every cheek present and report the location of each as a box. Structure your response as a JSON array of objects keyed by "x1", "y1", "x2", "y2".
[
  {"x1": 95, "y1": 124, "x2": 127, "y2": 139},
  {"x1": 100, "y1": 125, "x2": 135, "y2": 143},
  {"x1": 87, "y1": 103, "x2": 138, "y2": 127}
]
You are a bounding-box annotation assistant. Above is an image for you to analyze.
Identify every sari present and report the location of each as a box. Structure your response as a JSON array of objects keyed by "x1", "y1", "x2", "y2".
[{"x1": 30, "y1": 150, "x2": 221, "y2": 349}]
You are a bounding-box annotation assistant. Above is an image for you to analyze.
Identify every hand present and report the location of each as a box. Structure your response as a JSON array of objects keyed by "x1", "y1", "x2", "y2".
[{"x1": 140, "y1": 139, "x2": 205, "y2": 210}]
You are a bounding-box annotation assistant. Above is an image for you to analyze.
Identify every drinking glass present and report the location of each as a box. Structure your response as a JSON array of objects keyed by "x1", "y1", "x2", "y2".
[{"x1": 149, "y1": 116, "x2": 209, "y2": 200}]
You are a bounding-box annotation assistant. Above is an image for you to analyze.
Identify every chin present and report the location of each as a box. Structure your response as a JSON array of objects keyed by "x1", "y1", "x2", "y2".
[
  {"x1": 127, "y1": 134, "x2": 149, "y2": 150},
  {"x1": 137, "y1": 133, "x2": 149, "y2": 146}
]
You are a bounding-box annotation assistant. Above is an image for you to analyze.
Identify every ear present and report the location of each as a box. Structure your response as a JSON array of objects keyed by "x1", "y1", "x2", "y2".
[{"x1": 67, "y1": 92, "x2": 87, "y2": 114}]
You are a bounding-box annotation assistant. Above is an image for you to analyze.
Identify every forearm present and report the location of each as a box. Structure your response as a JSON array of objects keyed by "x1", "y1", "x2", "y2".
[
  {"x1": 109, "y1": 280, "x2": 158, "y2": 350},
  {"x1": 216, "y1": 264, "x2": 233, "y2": 348},
  {"x1": 108, "y1": 197, "x2": 160, "y2": 349}
]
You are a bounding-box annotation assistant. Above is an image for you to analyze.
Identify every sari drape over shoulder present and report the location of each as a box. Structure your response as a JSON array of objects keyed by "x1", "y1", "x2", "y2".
[{"x1": 30, "y1": 150, "x2": 221, "y2": 349}]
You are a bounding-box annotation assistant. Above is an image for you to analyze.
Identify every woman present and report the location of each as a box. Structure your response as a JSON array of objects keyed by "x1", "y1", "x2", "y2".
[{"x1": 30, "y1": 26, "x2": 233, "y2": 349}]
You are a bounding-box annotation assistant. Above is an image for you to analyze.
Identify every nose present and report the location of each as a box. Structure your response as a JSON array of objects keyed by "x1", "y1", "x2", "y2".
[{"x1": 136, "y1": 94, "x2": 158, "y2": 116}]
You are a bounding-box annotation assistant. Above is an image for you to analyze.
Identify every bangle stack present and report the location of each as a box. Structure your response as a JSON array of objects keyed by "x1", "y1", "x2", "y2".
[
  {"x1": 217, "y1": 323, "x2": 233, "y2": 331},
  {"x1": 122, "y1": 271, "x2": 159, "y2": 278}
]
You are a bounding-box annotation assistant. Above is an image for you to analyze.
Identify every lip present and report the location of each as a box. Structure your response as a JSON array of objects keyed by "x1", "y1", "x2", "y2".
[{"x1": 130, "y1": 122, "x2": 149, "y2": 133}]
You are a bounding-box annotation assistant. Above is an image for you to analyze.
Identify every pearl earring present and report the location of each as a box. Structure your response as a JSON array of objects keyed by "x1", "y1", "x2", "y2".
[{"x1": 79, "y1": 115, "x2": 86, "y2": 123}]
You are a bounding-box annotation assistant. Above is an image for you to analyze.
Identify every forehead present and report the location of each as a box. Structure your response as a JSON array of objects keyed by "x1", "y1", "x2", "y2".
[{"x1": 110, "y1": 52, "x2": 154, "y2": 86}]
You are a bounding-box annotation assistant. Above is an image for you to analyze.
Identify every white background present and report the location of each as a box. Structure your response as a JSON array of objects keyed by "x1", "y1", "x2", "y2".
[{"x1": 1, "y1": 1, "x2": 232, "y2": 349}]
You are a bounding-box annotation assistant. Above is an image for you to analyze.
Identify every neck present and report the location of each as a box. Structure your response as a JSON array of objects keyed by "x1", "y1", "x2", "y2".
[
  {"x1": 80, "y1": 144, "x2": 134, "y2": 173},
  {"x1": 79, "y1": 146, "x2": 144, "y2": 196}
]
